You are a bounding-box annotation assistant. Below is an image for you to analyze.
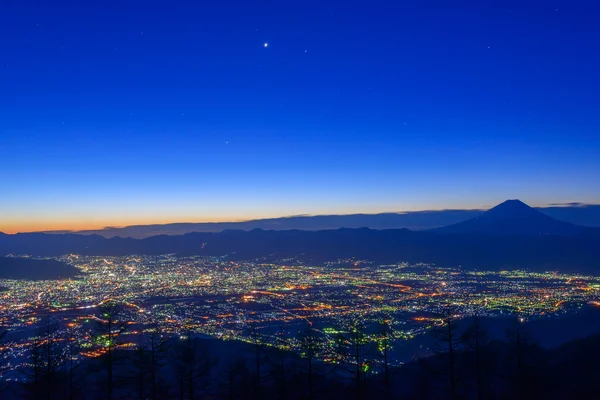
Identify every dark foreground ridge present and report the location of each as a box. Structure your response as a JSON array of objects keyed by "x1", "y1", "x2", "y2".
[{"x1": 2, "y1": 314, "x2": 600, "y2": 400}]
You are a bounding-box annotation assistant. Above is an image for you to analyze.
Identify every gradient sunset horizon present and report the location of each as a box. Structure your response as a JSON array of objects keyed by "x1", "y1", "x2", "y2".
[
  {"x1": 3, "y1": 2, "x2": 600, "y2": 234},
  {"x1": 3, "y1": 198, "x2": 599, "y2": 235}
]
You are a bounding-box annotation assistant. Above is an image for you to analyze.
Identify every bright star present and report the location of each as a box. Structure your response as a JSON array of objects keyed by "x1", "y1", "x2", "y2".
[{"x1": 263, "y1": 42, "x2": 269, "y2": 48}]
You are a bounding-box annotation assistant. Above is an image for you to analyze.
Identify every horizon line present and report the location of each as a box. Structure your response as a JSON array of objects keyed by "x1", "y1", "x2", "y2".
[{"x1": 5, "y1": 200, "x2": 599, "y2": 235}]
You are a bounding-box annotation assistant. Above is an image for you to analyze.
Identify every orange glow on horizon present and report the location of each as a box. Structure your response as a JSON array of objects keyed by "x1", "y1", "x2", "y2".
[
  {"x1": 0, "y1": 212, "x2": 396, "y2": 234},
  {"x1": 0, "y1": 215, "x2": 259, "y2": 234},
  {"x1": 0, "y1": 200, "x2": 571, "y2": 234},
  {"x1": 0, "y1": 210, "x2": 473, "y2": 234}
]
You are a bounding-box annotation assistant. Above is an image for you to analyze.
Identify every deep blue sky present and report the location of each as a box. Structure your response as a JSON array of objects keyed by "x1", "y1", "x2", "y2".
[{"x1": 1, "y1": 0, "x2": 599, "y2": 232}]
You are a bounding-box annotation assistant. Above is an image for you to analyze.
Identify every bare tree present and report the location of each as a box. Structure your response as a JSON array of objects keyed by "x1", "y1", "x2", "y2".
[
  {"x1": 460, "y1": 314, "x2": 488, "y2": 400},
  {"x1": 186, "y1": 332, "x2": 195, "y2": 400},
  {"x1": 173, "y1": 333, "x2": 191, "y2": 400},
  {"x1": 266, "y1": 326, "x2": 295, "y2": 400},
  {"x1": 334, "y1": 319, "x2": 372, "y2": 399},
  {"x1": 432, "y1": 310, "x2": 461, "y2": 400},
  {"x1": 297, "y1": 322, "x2": 342, "y2": 400},
  {"x1": 221, "y1": 357, "x2": 249, "y2": 400},
  {"x1": 146, "y1": 324, "x2": 169, "y2": 400},
  {"x1": 173, "y1": 329, "x2": 215, "y2": 400},
  {"x1": 63, "y1": 329, "x2": 80, "y2": 400},
  {"x1": 31, "y1": 335, "x2": 44, "y2": 400},
  {"x1": 246, "y1": 324, "x2": 268, "y2": 398},
  {"x1": 378, "y1": 319, "x2": 393, "y2": 398},
  {"x1": 298, "y1": 323, "x2": 319, "y2": 400},
  {"x1": 93, "y1": 301, "x2": 127, "y2": 400},
  {"x1": 133, "y1": 333, "x2": 147, "y2": 400},
  {"x1": 506, "y1": 316, "x2": 536, "y2": 399},
  {"x1": 129, "y1": 322, "x2": 168, "y2": 400},
  {"x1": 19, "y1": 334, "x2": 44, "y2": 400},
  {"x1": 16, "y1": 318, "x2": 63, "y2": 399},
  {"x1": 42, "y1": 316, "x2": 61, "y2": 400},
  {"x1": 0, "y1": 326, "x2": 9, "y2": 392}
]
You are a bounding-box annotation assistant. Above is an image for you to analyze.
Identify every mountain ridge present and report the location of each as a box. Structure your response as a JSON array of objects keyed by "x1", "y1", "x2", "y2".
[
  {"x1": 26, "y1": 202, "x2": 600, "y2": 239},
  {"x1": 2, "y1": 200, "x2": 600, "y2": 273},
  {"x1": 2, "y1": 228, "x2": 600, "y2": 273},
  {"x1": 431, "y1": 199, "x2": 592, "y2": 236}
]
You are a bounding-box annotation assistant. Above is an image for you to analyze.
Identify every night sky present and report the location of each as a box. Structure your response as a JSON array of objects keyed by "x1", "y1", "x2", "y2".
[{"x1": 2, "y1": 0, "x2": 599, "y2": 233}]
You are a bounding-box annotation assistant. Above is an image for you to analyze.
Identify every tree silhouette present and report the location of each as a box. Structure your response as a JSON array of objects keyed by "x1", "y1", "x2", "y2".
[
  {"x1": 506, "y1": 316, "x2": 537, "y2": 399},
  {"x1": 63, "y1": 327, "x2": 80, "y2": 400},
  {"x1": 19, "y1": 333, "x2": 44, "y2": 400},
  {"x1": 378, "y1": 319, "x2": 393, "y2": 398},
  {"x1": 432, "y1": 309, "x2": 462, "y2": 400},
  {"x1": 185, "y1": 332, "x2": 195, "y2": 400},
  {"x1": 42, "y1": 316, "x2": 61, "y2": 400},
  {"x1": 172, "y1": 329, "x2": 215, "y2": 400},
  {"x1": 0, "y1": 326, "x2": 9, "y2": 392},
  {"x1": 93, "y1": 301, "x2": 127, "y2": 400},
  {"x1": 147, "y1": 323, "x2": 169, "y2": 400},
  {"x1": 246, "y1": 324, "x2": 268, "y2": 398},
  {"x1": 133, "y1": 333, "x2": 147, "y2": 400},
  {"x1": 334, "y1": 319, "x2": 372, "y2": 399},
  {"x1": 267, "y1": 327, "x2": 293, "y2": 400},
  {"x1": 460, "y1": 314, "x2": 488, "y2": 400},
  {"x1": 298, "y1": 323, "x2": 319, "y2": 400},
  {"x1": 220, "y1": 356, "x2": 249, "y2": 400}
]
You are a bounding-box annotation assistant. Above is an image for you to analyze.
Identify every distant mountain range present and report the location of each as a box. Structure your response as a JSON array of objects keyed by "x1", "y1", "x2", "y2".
[
  {"x1": 36, "y1": 202, "x2": 600, "y2": 239},
  {"x1": 1, "y1": 200, "x2": 600, "y2": 273}
]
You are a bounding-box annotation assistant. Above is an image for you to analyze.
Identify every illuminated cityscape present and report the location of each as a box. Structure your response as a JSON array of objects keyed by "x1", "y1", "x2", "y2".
[
  {"x1": 1, "y1": 254, "x2": 599, "y2": 379},
  {"x1": 3, "y1": 0, "x2": 600, "y2": 397}
]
